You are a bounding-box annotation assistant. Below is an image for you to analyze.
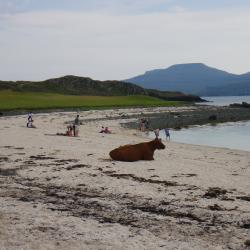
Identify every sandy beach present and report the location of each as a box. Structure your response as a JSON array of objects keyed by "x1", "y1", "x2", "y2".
[{"x1": 0, "y1": 107, "x2": 249, "y2": 250}]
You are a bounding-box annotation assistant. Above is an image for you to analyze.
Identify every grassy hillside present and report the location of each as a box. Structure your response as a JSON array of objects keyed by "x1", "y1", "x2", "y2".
[
  {"x1": 0, "y1": 75, "x2": 204, "y2": 102},
  {"x1": 0, "y1": 75, "x2": 147, "y2": 96},
  {"x1": 0, "y1": 90, "x2": 185, "y2": 111}
]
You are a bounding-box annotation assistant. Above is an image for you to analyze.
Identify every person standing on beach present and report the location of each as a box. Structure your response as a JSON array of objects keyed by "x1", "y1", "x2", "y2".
[
  {"x1": 164, "y1": 128, "x2": 170, "y2": 141},
  {"x1": 27, "y1": 112, "x2": 34, "y2": 127},
  {"x1": 73, "y1": 114, "x2": 80, "y2": 136},
  {"x1": 28, "y1": 112, "x2": 33, "y2": 122},
  {"x1": 154, "y1": 128, "x2": 160, "y2": 138},
  {"x1": 139, "y1": 118, "x2": 146, "y2": 132},
  {"x1": 145, "y1": 119, "x2": 149, "y2": 130}
]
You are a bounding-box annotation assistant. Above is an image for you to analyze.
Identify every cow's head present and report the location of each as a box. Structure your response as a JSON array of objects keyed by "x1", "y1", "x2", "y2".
[{"x1": 153, "y1": 138, "x2": 165, "y2": 149}]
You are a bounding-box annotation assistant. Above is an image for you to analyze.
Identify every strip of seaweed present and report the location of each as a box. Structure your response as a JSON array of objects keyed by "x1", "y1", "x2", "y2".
[
  {"x1": 236, "y1": 196, "x2": 250, "y2": 202},
  {"x1": 0, "y1": 168, "x2": 17, "y2": 176},
  {"x1": 129, "y1": 205, "x2": 205, "y2": 223},
  {"x1": 105, "y1": 173, "x2": 181, "y2": 187},
  {"x1": 66, "y1": 164, "x2": 91, "y2": 170},
  {"x1": 0, "y1": 157, "x2": 9, "y2": 162},
  {"x1": 30, "y1": 155, "x2": 56, "y2": 160}
]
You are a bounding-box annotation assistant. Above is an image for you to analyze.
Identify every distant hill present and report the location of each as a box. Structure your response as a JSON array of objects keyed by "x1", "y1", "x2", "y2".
[
  {"x1": 126, "y1": 63, "x2": 250, "y2": 96},
  {"x1": 201, "y1": 73, "x2": 250, "y2": 96},
  {"x1": 0, "y1": 75, "x2": 204, "y2": 102},
  {"x1": 0, "y1": 75, "x2": 147, "y2": 96}
]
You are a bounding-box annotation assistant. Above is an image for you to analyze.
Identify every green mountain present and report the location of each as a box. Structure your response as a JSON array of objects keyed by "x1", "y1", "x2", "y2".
[{"x1": 0, "y1": 75, "x2": 204, "y2": 102}]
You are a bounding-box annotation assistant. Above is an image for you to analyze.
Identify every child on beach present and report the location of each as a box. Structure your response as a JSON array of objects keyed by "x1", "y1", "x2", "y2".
[
  {"x1": 154, "y1": 129, "x2": 160, "y2": 138},
  {"x1": 164, "y1": 128, "x2": 170, "y2": 141}
]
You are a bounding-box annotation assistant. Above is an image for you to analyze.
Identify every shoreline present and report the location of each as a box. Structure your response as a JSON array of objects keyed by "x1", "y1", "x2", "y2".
[
  {"x1": 0, "y1": 108, "x2": 249, "y2": 249},
  {"x1": 147, "y1": 120, "x2": 250, "y2": 152},
  {"x1": 3, "y1": 104, "x2": 250, "y2": 132},
  {"x1": 123, "y1": 105, "x2": 250, "y2": 130}
]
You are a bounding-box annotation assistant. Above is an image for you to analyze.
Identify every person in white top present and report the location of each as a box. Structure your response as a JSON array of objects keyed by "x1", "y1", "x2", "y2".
[{"x1": 154, "y1": 128, "x2": 160, "y2": 138}]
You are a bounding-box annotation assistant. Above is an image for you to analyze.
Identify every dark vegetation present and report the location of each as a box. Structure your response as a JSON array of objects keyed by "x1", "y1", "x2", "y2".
[{"x1": 146, "y1": 88, "x2": 203, "y2": 102}]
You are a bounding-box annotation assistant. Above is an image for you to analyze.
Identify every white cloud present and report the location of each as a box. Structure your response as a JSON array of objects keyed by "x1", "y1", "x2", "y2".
[{"x1": 0, "y1": 7, "x2": 250, "y2": 81}]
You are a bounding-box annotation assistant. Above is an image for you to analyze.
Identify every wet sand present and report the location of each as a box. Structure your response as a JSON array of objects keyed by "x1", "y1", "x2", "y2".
[{"x1": 0, "y1": 107, "x2": 249, "y2": 250}]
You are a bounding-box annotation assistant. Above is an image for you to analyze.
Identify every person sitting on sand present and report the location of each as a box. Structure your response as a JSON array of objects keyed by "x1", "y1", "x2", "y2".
[
  {"x1": 56, "y1": 125, "x2": 73, "y2": 136},
  {"x1": 99, "y1": 126, "x2": 105, "y2": 133},
  {"x1": 27, "y1": 121, "x2": 36, "y2": 128},
  {"x1": 104, "y1": 127, "x2": 112, "y2": 133},
  {"x1": 66, "y1": 125, "x2": 73, "y2": 136},
  {"x1": 99, "y1": 126, "x2": 112, "y2": 134}
]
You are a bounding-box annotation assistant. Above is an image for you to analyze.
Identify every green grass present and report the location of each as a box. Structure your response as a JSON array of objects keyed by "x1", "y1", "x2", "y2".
[{"x1": 0, "y1": 90, "x2": 186, "y2": 111}]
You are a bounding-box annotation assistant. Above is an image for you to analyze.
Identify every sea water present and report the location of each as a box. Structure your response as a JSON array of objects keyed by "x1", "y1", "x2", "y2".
[
  {"x1": 150, "y1": 121, "x2": 250, "y2": 151},
  {"x1": 151, "y1": 96, "x2": 250, "y2": 151},
  {"x1": 199, "y1": 95, "x2": 250, "y2": 106}
]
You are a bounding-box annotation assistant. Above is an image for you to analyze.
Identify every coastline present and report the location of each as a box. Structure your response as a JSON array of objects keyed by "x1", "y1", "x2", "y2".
[
  {"x1": 123, "y1": 105, "x2": 250, "y2": 130},
  {"x1": 0, "y1": 108, "x2": 250, "y2": 250}
]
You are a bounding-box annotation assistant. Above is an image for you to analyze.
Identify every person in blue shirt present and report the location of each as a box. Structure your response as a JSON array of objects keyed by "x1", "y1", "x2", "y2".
[{"x1": 164, "y1": 128, "x2": 170, "y2": 141}]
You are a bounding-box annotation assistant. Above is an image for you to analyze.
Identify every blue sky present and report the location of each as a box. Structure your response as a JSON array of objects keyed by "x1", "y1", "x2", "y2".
[
  {"x1": 1, "y1": 0, "x2": 250, "y2": 13},
  {"x1": 0, "y1": 0, "x2": 250, "y2": 80}
]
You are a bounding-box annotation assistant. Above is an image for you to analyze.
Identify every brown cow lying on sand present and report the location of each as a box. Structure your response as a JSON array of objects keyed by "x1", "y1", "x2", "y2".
[{"x1": 109, "y1": 138, "x2": 165, "y2": 162}]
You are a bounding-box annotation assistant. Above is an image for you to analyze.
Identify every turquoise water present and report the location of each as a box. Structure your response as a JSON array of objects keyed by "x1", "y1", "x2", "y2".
[
  {"x1": 151, "y1": 96, "x2": 250, "y2": 151},
  {"x1": 151, "y1": 121, "x2": 250, "y2": 151}
]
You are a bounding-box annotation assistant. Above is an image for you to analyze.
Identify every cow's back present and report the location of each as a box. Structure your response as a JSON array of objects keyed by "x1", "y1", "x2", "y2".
[{"x1": 109, "y1": 142, "x2": 151, "y2": 162}]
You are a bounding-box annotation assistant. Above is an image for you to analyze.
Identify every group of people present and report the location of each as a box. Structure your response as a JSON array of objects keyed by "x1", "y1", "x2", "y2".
[
  {"x1": 26, "y1": 113, "x2": 113, "y2": 137},
  {"x1": 27, "y1": 113, "x2": 81, "y2": 137},
  {"x1": 139, "y1": 118, "x2": 170, "y2": 140},
  {"x1": 26, "y1": 112, "x2": 170, "y2": 140},
  {"x1": 154, "y1": 127, "x2": 170, "y2": 140},
  {"x1": 57, "y1": 114, "x2": 80, "y2": 137}
]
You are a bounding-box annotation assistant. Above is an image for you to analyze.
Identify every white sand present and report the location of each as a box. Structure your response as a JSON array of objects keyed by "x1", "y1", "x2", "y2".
[{"x1": 0, "y1": 108, "x2": 249, "y2": 250}]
